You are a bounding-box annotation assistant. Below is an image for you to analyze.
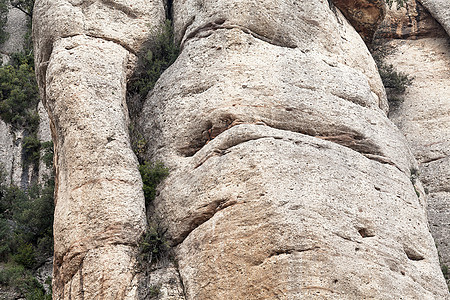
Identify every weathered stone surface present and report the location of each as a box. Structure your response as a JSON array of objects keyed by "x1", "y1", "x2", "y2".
[
  {"x1": 33, "y1": 0, "x2": 166, "y2": 295},
  {"x1": 143, "y1": 263, "x2": 185, "y2": 300},
  {"x1": 33, "y1": 0, "x2": 165, "y2": 101},
  {"x1": 332, "y1": 0, "x2": 386, "y2": 42},
  {"x1": 0, "y1": 5, "x2": 31, "y2": 187},
  {"x1": 375, "y1": 0, "x2": 446, "y2": 39},
  {"x1": 139, "y1": 0, "x2": 448, "y2": 298},
  {"x1": 0, "y1": 121, "x2": 19, "y2": 185},
  {"x1": 419, "y1": 0, "x2": 450, "y2": 36},
  {"x1": 37, "y1": 101, "x2": 52, "y2": 183},
  {"x1": 385, "y1": 37, "x2": 450, "y2": 271},
  {"x1": 0, "y1": 7, "x2": 28, "y2": 64},
  {"x1": 173, "y1": 0, "x2": 387, "y2": 111},
  {"x1": 44, "y1": 35, "x2": 147, "y2": 299}
]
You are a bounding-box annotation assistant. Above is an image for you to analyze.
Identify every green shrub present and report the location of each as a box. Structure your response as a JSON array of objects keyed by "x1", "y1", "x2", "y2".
[
  {"x1": 139, "y1": 161, "x2": 169, "y2": 206},
  {"x1": 12, "y1": 242, "x2": 36, "y2": 269},
  {"x1": 40, "y1": 141, "x2": 54, "y2": 168},
  {"x1": 148, "y1": 285, "x2": 161, "y2": 298},
  {"x1": 128, "y1": 19, "x2": 179, "y2": 99},
  {"x1": 0, "y1": 262, "x2": 41, "y2": 292},
  {"x1": 138, "y1": 223, "x2": 169, "y2": 265},
  {"x1": 378, "y1": 63, "x2": 412, "y2": 95},
  {"x1": 22, "y1": 135, "x2": 41, "y2": 167},
  {"x1": 0, "y1": 51, "x2": 39, "y2": 130},
  {"x1": 369, "y1": 43, "x2": 413, "y2": 111}
]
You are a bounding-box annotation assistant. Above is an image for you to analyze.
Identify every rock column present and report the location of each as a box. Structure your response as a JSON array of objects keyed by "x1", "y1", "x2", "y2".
[{"x1": 33, "y1": 0, "x2": 165, "y2": 298}]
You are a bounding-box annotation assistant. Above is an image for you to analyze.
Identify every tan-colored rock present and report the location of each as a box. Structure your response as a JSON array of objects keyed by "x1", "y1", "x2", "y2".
[
  {"x1": 419, "y1": 0, "x2": 450, "y2": 36},
  {"x1": 376, "y1": 0, "x2": 446, "y2": 39},
  {"x1": 385, "y1": 37, "x2": 450, "y2": 268},
  {"x1": 139, "y1": 0, "x2": 448, "y2": 298},
  {"x1": 332, "y1": 0, "x2": 386, "y2": 42},
  {"x1": 33, "y1": 0, "x2": 165, "y2": 297},
  {"x1": 45, "y1": 35, "x2": 146, "y2": 299},
  {"x1": 375, "y1": 1, "x2": 450, "y2": 290}
]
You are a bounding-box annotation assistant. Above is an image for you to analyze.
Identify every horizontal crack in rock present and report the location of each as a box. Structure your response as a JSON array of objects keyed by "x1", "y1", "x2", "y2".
[
  {"x1": 173, "y1": 199, "x2": 238, "y2": 246},
  {"x1": 181, "y1": 21, "x2": 297, "y2": 49}
]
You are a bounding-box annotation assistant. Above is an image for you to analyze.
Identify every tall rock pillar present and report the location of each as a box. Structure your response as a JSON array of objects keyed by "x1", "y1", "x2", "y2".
[{"x1": 33, "y1": 0, "x2": 165, "y2": 298}]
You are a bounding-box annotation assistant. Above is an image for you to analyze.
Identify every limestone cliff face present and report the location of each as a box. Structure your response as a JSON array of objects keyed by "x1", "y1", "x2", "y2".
[
  {"x1": 32, "y1": 0, "x2": 450, "y2": 299},
  {"x1": 376, "y1": 0, "x2": 450, "y2": 277}
]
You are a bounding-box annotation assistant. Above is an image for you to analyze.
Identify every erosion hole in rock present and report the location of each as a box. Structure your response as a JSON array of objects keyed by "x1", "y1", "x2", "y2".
[
  {"x1": 404, "y1": 248, "x2": 425, "y2": 261},
  {"x1": 358, "y1": 227, "x2": 375, "y2": 238}
]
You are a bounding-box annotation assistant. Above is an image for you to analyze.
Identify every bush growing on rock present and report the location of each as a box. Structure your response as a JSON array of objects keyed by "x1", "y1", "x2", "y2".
[
  {"x1": 139, "y1": 161, "x2": 169, "y2": 207},
  {"x1": 138, "y1": 223, "x2": 169, "y2": 265},
  {"x1": 128, "y1": 19, "x2": 179, "y2": 99}
]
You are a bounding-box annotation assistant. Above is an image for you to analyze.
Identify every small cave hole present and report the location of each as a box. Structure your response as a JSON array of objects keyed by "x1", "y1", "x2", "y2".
[
  {"x1": 404, "y1": 248, "x2": 425, "y2": 261},
  {"x1": 357, "y1": 228, "x2": 375, "y2": 238}
]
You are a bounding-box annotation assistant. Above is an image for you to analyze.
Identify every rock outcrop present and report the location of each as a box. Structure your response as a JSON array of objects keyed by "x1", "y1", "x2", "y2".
[
  {"x1": 33, "y1": 0, "x2": 165, "y2": 298},
  {"x1": 332, "y1": 0, "x2": 386, "y2": 41},
  {"x1": 419, "y1": 0, "x2": 450, "y2": 36},
  {"x1": 138, "y1": 0, "x2": 448, "y2": 298},
  {"x1": 377, "y1": 0, "x2": 450, "y2": 277},
  {"x1": 32, "y1": 0, "x2": 450, "y2": 298}
]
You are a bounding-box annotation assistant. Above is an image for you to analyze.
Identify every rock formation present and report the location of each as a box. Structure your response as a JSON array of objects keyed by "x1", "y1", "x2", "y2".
[
  {"x1": 138, "y1": 0, "x2": 448, "y2": 298},
  {"x1": 32, "y1": 0, "x2": 450, "y2": 298},
  {"x1": 419, "y1": 0, "x2": 450, "y2": 36},
  {"x1": 376, "y1": 0, "x2": 450, "y2": 279},
  {"x1": 33, "y1": 0, "x2": 165, "y2": 298}
]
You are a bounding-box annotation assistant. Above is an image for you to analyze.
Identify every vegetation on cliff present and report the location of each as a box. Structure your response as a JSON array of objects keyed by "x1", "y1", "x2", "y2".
[
  {"x1": 370, "y1": 43, "x2": 412, "y2": 112},
  {"x1": 0, "y1": 1, "x2": 53, "y2": 298},
  {"x1": 0, "y1": 166, "x2": 53, "y2": 299}
]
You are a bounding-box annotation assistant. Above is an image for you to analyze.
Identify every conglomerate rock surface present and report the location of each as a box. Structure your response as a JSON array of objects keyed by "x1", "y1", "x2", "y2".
[
  {"x1": 377, "y1": 0, "x2": 450, "y2": 274},
  {"x1": 33, "y1": 0, "x2": 165, "y2": 298},
  {"x1": 32, "y1": 0, "x2": 450, "y2": 298},
  {"x1": 138, "y1": 0, "x2": 448, "y2": 298}
]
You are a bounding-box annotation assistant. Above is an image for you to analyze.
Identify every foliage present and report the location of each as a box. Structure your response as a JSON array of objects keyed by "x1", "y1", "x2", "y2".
[
  {"x1": 0, "y1": 51, "x2": 39, "y2": 131},
  {"x1": 139, "y1": 161, "x2": 169, "y2": 207},
  {"x1": 128, "y1": 19, "x2": 179, "y2": 99},
  {"x1": 0, "y1": 263, "x2": 47, "y2": 298},
  {"x1": 369, "y1": 43, "x2": 412, "y2": 112},
  {"x1": 0, "y1": 168, "x2": 54, "y2": 298},
  {"x1": 138, "y1": 223, "x2": 169, "y2": 265},
  {"x1": 148, "y1": 285, "x2": 161, "y2": 298},
  {"x1": 23, "y1": 135, "x2": 42, "y2": 167},
  {"x1": 378, "y1": 63, "x2": 412, "y2": 95},
  {"x1": 129, "y1": 124, "x2": 147, "y2": 164},
  {"x1": 40, "y1": 141, "x2": 54, "y2": 168}
]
